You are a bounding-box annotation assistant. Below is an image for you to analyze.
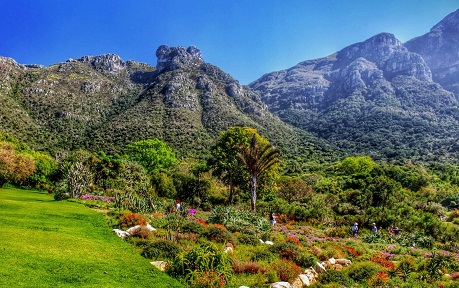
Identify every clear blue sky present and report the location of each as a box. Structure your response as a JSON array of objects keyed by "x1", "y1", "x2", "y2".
[{"x1": 1, "y1": 0, "x2": 458, "y2": 84}]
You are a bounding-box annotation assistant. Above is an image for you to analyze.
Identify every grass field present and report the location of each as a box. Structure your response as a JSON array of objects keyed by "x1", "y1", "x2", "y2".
[{"x1": 0, "y1": 187, "x2": 182, "y2": 287}]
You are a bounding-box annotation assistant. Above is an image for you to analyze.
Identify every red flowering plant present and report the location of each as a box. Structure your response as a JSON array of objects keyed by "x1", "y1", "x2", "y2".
[{"x1": 119, "y1": 212, "x2": 147, "y2": 229}]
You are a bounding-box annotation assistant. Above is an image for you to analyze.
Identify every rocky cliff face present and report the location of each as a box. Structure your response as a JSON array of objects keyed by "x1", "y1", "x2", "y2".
[
  {"x1": 0, "y1": 46, "x2": 331, "y2": 163},
  {"x1": 250, "y1": 30, "x2": 458, "y2": 161},
  {"x1": 405, "y1": 9, "x2": 459, "y2": 98}
]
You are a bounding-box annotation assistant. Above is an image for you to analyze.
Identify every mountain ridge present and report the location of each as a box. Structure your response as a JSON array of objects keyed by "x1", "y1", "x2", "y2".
[{"x1": 2, "y1": 9, "x2": 459, "y2": 166}]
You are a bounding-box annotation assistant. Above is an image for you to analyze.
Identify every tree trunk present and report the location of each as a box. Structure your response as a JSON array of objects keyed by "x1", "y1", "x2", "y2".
[{"x1": 250, "y1": 175, "x2": 257, "y2": 212}]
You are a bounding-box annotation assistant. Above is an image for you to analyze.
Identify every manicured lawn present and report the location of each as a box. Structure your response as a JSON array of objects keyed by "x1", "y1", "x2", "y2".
[{"x1": 0, "y1": 187, "x2": 182, "y2": 287}]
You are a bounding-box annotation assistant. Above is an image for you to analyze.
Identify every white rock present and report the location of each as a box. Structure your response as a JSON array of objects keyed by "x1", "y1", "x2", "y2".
[
  {"x1": 126, "y1": 223, "x2": 156, "y2": 234},
  {"x1": 270, "y1": 282, "x2": 292, "y2": 288},
  {"x1": 299, "y1": 274, "x2": 310, "y2": 286},
  {"x1": 328, "y1": 257, "x2": 336, "y2": 265},
  {"x1": 265, "y1": 241, "x2": 274, "y2": 245},
  {"x1": 335, "y1": 258, "x2": 352, "y2": 266},
  {"x1": 150, "y1": 261, "x2": 168, "y2": 271},
  {"x1": 259, "y1": 239, "x2": 265, "y2": 244},
  {"x1": 113, "y1": 228, "x2": 130, "y2": 239}
]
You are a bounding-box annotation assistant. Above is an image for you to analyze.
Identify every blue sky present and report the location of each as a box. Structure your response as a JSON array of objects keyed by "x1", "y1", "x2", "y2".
[{"x1": 1, "y1": 1, "x2": 458, "y2": 84}]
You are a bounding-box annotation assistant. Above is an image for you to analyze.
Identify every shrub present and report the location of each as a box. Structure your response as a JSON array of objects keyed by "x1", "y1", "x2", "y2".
[
  {"x1": 168, "y1": 242, "x2": 233, "y2": 286},
  {"x1": 295, "y1": 252, "x2": 318, "y2": 268},
  {"x1": 271, "y1": 260, "x2": 301, "y2": 282},
  {"x1": 237, "y1": 234, "x2": 259, "y2": 246},
  {"x1": 204, "y1": 225, "x2": 236, "y2": 244},
  {"x1": 119, "y1": 212, "x2": 147, "y2": 229},
  {"x1": 370, "y1": 256, "x2": 395, "y2": 270},
  {"x1": 270, "y1": 242, "x2": 301, "y2": 261},
  {"x1": 252, "y1": 249, "x2": 276, "y2": 262},
  {"x1": 141, "y1": 240, "x2": 180, "y2": 260},
  {"x1": 319, "y1": 270, "x2": 354, "y2": 286},
  {"x1": 130, "y1": 225, "x2": 153, "y2": 239},
  {"x1": 182, "y1": 221, "x2": 207, "y2": 235},
  {"x1": 346, "y1": 261, "x2": 381, "y2": 284},
  {"x1": 232, "y1": 260, "x2": 266, "y2": 274}
]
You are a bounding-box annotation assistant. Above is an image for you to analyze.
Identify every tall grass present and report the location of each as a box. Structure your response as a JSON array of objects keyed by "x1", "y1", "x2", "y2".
[{"x1": 0, "y1": 187, "x2": 182, "y2": 287}]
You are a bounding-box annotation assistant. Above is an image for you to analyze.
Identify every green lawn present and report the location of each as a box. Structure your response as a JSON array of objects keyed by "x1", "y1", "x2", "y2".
[{"x1": 0, "y1": 187, "x2": 182, "y2": 287}]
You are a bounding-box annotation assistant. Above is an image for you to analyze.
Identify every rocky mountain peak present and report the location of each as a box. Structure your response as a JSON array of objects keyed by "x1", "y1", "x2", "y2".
[
  {"x1": 156, "y1": 45, "x2": 203, "y2": 72},
  {"x1": 431, "y1": 9, "x2": 459, "y2": 34},
  {"x1": 337, "y1": 33, "x2": 405, "y2": 67},
  {"x1": 72, "y1": 54, "x2": 126, "y2": 74}
]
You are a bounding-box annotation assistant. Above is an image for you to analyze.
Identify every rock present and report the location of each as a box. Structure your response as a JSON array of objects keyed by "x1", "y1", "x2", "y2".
[
  {"x1": 224, "y1": 246, "x2": 233, "y2": 253},
  {"x1": 239, "y1": 286, "x2": 250, "y2": 288},
  {"x1": 126, "y1": 223, "x2": 156, "y2": 234},
  {"x1": 113, "y1": 228, "x2": 130, "y2": 239},
  {"x1": 328, "y1": 257, "x2": 336, "y2": 265},
  {"x1": 335, "y1": 258, "x2": 352, "y2": 266},
  {"x1": 265, "y1": 241, "x2": 274, "y2": 245},
  {"x1": 270, "y1": 282, "x2": 292, "y2": 288},
  {"x1": 314, "y1": 262, "x2": 326, "y2": 274},
  {"x1": 156, "y1": 45, "x2": 203, "y2": 72},
  {"x1": 334, "y1": 263, "x2": 343, "y2": 271},
  {"x1": 259, "y1": 239, "x2": 265, "y2": 244},
  {"x1": 150, "y1": 261, "x2": 168, "y2": 271},
  {"x1": 298, "y1": 274, "x2": 310, "y2": 286},
  {"x1": 291, "y1": 277, "x2": 304, "y2": 288}
]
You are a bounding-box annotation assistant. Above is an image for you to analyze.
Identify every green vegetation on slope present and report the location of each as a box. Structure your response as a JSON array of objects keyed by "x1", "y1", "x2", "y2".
[{"x1": 0, "y1": 187, "x2": 182, "y2": 288}]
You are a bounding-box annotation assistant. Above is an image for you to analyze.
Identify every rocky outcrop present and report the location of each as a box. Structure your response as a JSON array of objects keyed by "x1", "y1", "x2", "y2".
[
  {"x1": 156, "y1": 45, "x2": 203, "y2": 72},
  {"x1": 249, "y1": 28, "x2": 458, "y2": 161},
  {"x1": 405, "y1": 9, "x2": 459, "y2": 97}
]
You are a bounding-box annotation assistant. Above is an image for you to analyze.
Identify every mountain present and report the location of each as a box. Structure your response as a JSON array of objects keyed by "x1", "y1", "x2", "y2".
[
  {"x1": 0, "y1": 46, "x2": 337, "y2": 167},
  {"x1": 405, "y1": 9, "x2": 459, "y2": 98},
  {"x1": 249, "y1": 13, "x2": 459, "y2": 162}
]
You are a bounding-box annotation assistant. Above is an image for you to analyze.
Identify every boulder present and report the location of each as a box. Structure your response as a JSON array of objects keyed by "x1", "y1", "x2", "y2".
[
  {"x1": 150, "y1": 261, "x2": 168, "y2": 271},
  {"x1": 270, "y1": 282, "x2": 292, "y2": 288},
  {"x1": 113, "y1": 228, "x2": 130, "y2": 239},
  {"x1": 314, "y1": 262, "x2": 326, "y2": 274},
  {"x1": 126, "y1": 223, "x2": 156, "y2": 234},
  {"x1": 335, "y1": 258, "x2": 352, "y2": 266}
]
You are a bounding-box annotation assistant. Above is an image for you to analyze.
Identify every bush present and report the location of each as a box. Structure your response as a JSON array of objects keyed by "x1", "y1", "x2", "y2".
[
  {"x1": 346, "y1": 261, "x2": 381, "y2": 284},
  {"x1": 168, "y1": 242, "x2": 233, "y2": 286},
  {"x1": 182, "y1": 221, "x2": 207, "y2": 235},
  {"x1": 252, "y1": 248, "x2": 276, "y2": 262},
  {"x1": 119, "y1": 212, "x2": 147, "y2": 229},
  {"x1": 232, "y1": 260, "x2": 266, "y2": 274},
  {"x1": 237, "y1": 234, "x2": 259, "y2": 246},
  {"x1": 130, "y1": 225, "x2": 153, "y2": 239},
  {"x1": 295, "y1": 252, "x2": 318, "y2": 268},
  {"x1": 320, "y1": 270, "x2": 354, "y2": 286},
  {"x1": 141, "y1": 240, "x2": 180, "y2": 261},
  {"x1": 271, "y1": 260, "x2": 301, "y2": 282},
  {"x1": 270, "y1": 242, "x2": 301, "y2": 261},
  {"x1": 204, "y1": 225, "x2": 236, "y2": 244}
]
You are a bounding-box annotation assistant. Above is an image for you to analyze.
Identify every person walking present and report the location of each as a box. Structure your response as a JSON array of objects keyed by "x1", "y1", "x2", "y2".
[
  {"x1": 270, "y1": 213, "x2": 277, "y2": 226},
  {"x1": 351, "y1": 222, "x2": 359, "y2": 238},
  {"x1": 371, "y1": 223, "x2": 378, "y2": 233}
]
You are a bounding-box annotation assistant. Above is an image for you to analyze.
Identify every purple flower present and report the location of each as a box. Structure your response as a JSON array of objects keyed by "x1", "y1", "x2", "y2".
[{"x1": 189, "y1": 208, "x2": 197, "y2": 215}]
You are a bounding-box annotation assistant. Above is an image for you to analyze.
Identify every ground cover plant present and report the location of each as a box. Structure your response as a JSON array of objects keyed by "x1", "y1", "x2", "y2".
[{"x1": 0, "y1": 187, "x2": 182, "y2": 288}]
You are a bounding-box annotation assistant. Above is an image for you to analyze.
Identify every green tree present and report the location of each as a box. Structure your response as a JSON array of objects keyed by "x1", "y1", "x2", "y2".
[
  {"x1": 124, "y1": 139, "x2": 177, "y2": 174},
  {"x1": 336, "y1": 156, "x2": 375, "y2": 175},
  {"x1": 237, "y1": 134, "x2": 280, "y2": 211},
  {"x1": 208, "y1": 127, "x2": 255, "y2": 204}
]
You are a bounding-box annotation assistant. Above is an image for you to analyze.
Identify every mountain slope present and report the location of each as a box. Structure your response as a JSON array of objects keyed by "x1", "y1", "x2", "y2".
[
  {"x1": 405, "y1": 9, "x2": 459, "y2": 98},
  {"x1": 0, "y1": 46, "x2": 338, "y2": 166},
  {"x1": 250, "y1": 32, "x2": 459, "y2": 162}
]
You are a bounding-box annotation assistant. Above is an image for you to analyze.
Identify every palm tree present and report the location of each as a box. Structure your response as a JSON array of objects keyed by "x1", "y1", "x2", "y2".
[{"x1": 237, "y1": 135, "x2": 280, "y2": 211}]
